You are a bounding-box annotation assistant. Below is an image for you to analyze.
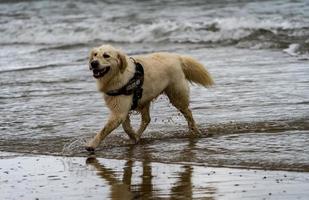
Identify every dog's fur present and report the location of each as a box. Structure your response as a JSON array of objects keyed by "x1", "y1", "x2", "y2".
[{"x1": 86, "y1": 44, "x2": 214, "y2": 151}]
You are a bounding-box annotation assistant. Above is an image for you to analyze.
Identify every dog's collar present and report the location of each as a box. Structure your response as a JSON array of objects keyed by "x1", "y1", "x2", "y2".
[{"x1": 106, "y1": 57, "x2": 144, "y2": 110}]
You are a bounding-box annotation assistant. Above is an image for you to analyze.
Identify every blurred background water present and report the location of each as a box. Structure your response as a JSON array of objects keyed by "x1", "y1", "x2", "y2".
[{"x1": 0, "y1": 0, "x2": 308, "y2": 170}]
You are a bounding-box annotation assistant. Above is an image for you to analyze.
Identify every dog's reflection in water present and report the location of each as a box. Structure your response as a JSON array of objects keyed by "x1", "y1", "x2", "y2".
[
  {"x1": 86, "y1": 154, "x2": 153, "y2": 199},
  {"x1": 85, "y1": 140, "x2": 216, "y2": 199},
  {"x1": 86, "y1": 156, "x2": 137, "y2": 199}
]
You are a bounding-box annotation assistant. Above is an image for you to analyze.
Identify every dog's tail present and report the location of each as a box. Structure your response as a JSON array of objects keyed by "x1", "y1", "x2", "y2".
[{"x1": 180, "y1": 55, "x2": 214, "y2": 87}]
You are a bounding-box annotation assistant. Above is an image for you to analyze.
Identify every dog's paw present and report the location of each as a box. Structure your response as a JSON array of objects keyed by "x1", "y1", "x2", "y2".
[
  {"x1": 85, "y1": 136, "x2": 102, "y2": 152},
  {"x1": 189, "y1": 128, "x2": 202, "y2": 137},
  {"x1": 134, "y1": 138, "x2": 141, "y2": 145},
  {"x1": 128, "y1": 135, "x2": 139, "y2": 144},
  {"x1": 85, "y1": 146, "x2": 95, "y2": 152}
]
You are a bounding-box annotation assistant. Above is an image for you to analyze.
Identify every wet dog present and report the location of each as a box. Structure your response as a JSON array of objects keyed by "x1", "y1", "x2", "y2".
[{"x1": 85, "y1": 44, "x2": 214, "y2": 151}]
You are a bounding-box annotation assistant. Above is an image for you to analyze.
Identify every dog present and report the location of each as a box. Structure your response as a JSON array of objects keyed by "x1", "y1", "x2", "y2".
[{"x1": 85, "y1": 44, "x2": 214, "y2": 151}]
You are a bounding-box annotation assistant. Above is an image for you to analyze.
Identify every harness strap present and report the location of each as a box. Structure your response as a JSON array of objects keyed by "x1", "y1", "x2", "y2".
[{"x1": 106, "y1": 58, "x2": 144, "y2": 110}]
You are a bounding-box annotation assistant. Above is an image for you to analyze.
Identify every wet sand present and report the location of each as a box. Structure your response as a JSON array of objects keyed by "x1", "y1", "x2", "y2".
[{"x1": 1, "y1": 152, "x2": 308, "y2": 200}]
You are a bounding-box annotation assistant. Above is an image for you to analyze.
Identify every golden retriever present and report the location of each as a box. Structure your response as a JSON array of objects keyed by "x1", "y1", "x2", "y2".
[{"x1": 85, "y1": 44, "x2": 214, "y2": 151}]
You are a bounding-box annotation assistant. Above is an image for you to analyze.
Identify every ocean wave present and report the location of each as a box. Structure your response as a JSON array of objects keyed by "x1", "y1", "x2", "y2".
[
  {"x1": 1, "y1": 0, "x2": 308, "y2": 56},
  {"x1": 0, "y1": 64, "x2": 62, "y2": 74},
  {"x1": 2, "y1": 18, "x2": 308, "y2": 52},
  {"x1": 0, "y1": 90, "x2": 95, "y2": 100}
]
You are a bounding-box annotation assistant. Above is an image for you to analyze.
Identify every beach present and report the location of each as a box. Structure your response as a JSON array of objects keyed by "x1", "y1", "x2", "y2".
[{"x1": 1, "y1": 0, "x2": 309, "y2": 199}]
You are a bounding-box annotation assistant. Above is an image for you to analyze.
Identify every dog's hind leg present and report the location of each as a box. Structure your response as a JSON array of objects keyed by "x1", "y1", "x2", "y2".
[
  {"x1": 136, "y1": 103, "x2": 151, "y2": 142},
  {"x1": 165, "y1": 82, "x2": 201, "y2": 136},
  {"x1": 178, "y1": 106, "x2": 201, "y2": 136},
  {"x1": 122, "y1": 115, "x2": 138, "y2": 143}
]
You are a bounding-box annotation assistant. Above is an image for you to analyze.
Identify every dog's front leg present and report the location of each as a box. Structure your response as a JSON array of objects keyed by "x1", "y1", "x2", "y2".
[{"x1": 85, "y1": 113, "x2": 126, "y2": 152}]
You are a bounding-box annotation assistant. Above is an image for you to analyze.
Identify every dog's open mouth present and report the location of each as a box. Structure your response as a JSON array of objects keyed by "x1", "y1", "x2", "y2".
[{"x1": 92, "y1": 67, "x2": 110, "y2": 79}]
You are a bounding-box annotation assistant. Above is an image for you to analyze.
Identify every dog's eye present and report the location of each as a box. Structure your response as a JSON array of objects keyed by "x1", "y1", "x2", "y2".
[
  {"x1": 103, "y1": 53, "x2": 110, "y2": 59},
  {"x1": 94, "y1": 53, "x2": 97, "y2": 57}
]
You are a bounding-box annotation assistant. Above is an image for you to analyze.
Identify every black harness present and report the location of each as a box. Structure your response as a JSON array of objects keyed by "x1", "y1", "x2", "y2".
[{"x1": 106, "y1": 58, "x2": 144, "y2": 110}]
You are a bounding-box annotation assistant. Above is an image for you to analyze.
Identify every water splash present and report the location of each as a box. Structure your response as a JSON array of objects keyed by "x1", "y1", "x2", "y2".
[{"x1": 62, "y1": 137, "x2": 88, "y2": 156}]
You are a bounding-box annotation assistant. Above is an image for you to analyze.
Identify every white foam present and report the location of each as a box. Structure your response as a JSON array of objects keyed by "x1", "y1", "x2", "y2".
[
  {"x1": 62, "y1": 137, "x2": 88, "y2": 156},
  {"x1": 283, "y1": 43, "x2": 300, "y2": 56},
  {"x1": 0, "y1": 14, "x2": 306, "y2": 46}
]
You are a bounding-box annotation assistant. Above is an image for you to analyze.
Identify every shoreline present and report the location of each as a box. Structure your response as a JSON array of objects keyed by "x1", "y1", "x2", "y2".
[{"x1": 2, "y1": 127, "x2": 308, "y2": 173}]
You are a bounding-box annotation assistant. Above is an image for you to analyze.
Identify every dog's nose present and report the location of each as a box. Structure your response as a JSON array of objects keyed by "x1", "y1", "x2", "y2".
[{"x1": 90, "y1": 60, "x2": 99, "y2": 70}]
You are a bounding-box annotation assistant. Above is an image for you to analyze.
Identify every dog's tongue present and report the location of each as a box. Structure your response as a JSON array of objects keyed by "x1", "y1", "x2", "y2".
[
  {"x1": 93, "y1": 70, "x2": 100, "y2": 76},
  {"x1": 92, "y1": 67, "x2": 110, "y2": 78},
  {"x1": 93, "y1": 72, "x2": 102, "y2": 78},
  {"x1": 93, "y1": 68, "x2": 105, "y2": 78}
]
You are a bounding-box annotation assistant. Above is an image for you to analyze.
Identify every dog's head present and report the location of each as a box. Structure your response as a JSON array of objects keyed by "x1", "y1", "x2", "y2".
[{"x1": 88, "y1": 45, "x2": 127, "y2": 79}]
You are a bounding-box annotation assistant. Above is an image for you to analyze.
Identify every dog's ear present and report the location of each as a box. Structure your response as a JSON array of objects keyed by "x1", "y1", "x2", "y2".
[{"x1": 117, "y1": 51, "x2": 127, "y2": 73}]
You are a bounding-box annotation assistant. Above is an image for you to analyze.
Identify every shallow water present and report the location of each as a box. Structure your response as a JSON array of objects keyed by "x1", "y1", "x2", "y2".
[
  {"x1": 1, "y1": 0, "x2": 309, "y2": 173},
  {"x1": 2, "y1": 128, "x2": 309, "y2": 172}
]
